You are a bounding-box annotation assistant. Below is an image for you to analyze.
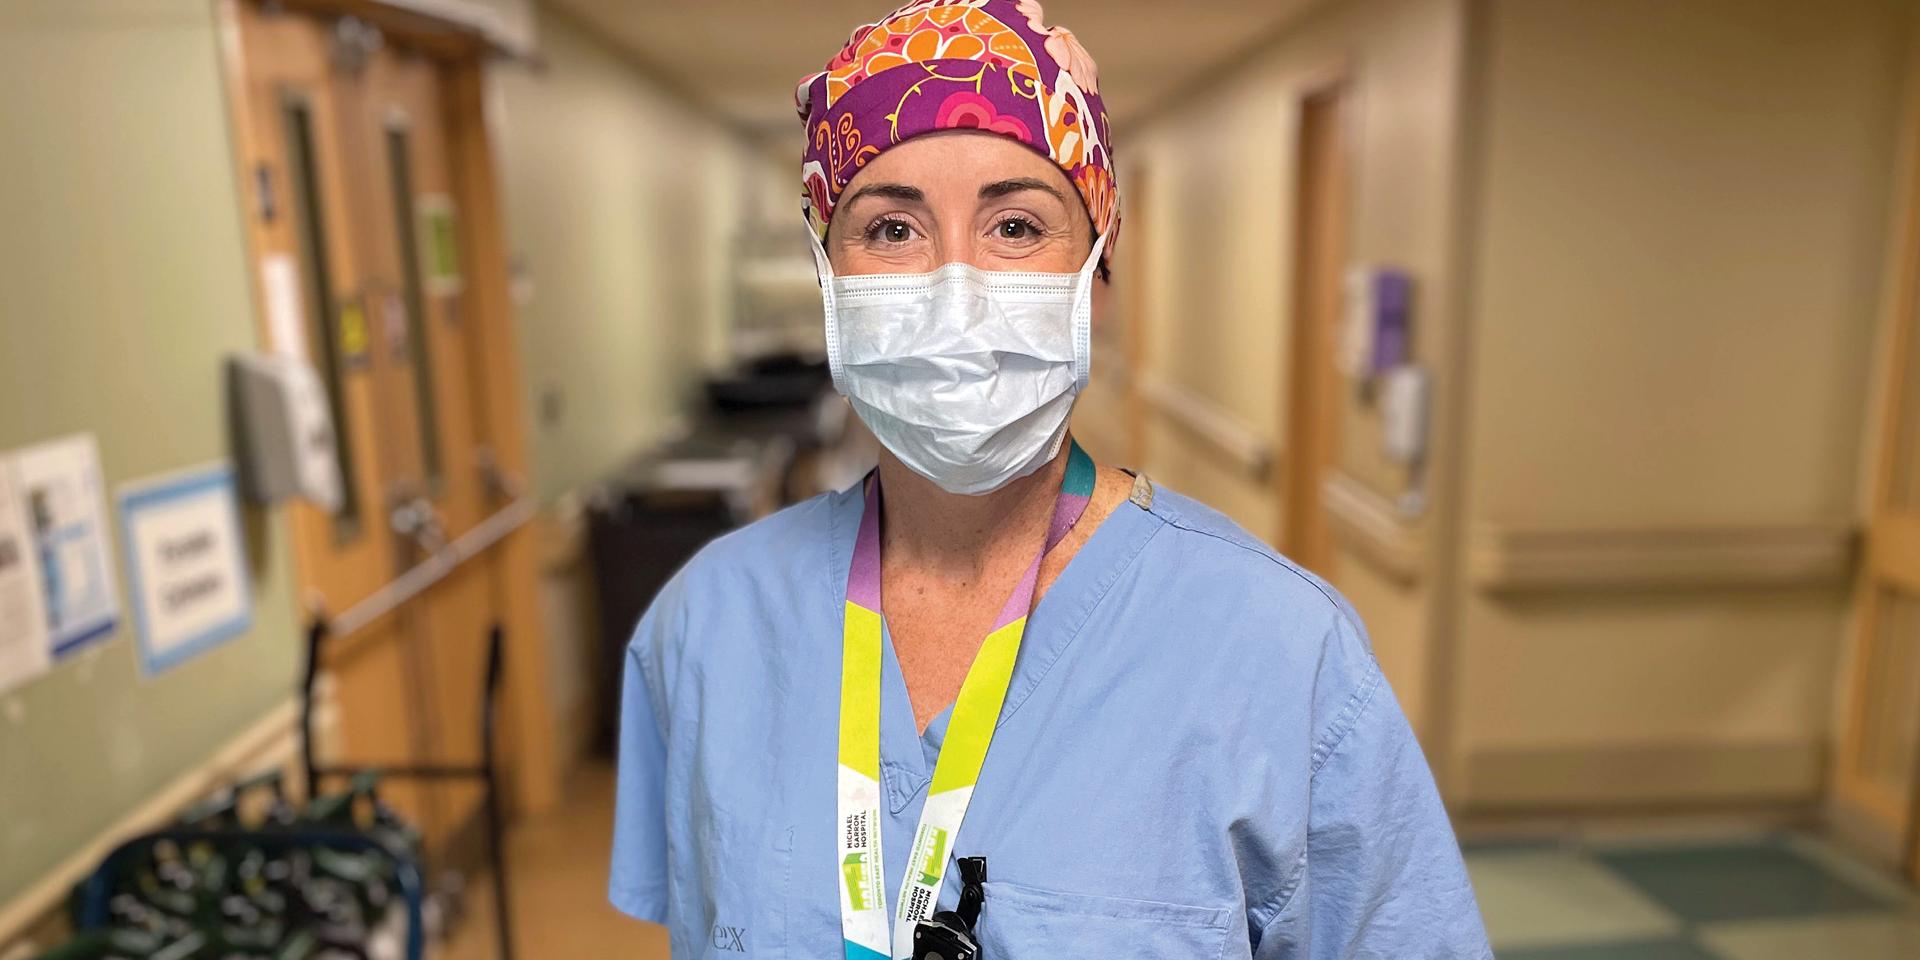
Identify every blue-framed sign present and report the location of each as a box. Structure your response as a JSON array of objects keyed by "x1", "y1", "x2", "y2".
[{"x1": 119, "y1": 465, "x2": 253, "y2": 677}]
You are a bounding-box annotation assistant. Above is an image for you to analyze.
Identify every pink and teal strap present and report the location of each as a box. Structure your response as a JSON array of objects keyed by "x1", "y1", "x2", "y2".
[{"x1": 837, "y1": 440, "x2": 1095, "y2": 960}]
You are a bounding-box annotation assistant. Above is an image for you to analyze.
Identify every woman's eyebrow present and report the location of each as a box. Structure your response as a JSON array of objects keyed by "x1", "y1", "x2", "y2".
[
  {"x1": 843, "y1": 182, "x2": 925, "y2": 206},
  {"x1": 979, "y1": 177, "x2": 1064, "y2": 202}
]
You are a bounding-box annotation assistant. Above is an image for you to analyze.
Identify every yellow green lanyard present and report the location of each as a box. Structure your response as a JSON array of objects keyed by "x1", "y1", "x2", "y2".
[{"x1": 835, "y1": 441, "x2": 1095, "y2": 960}]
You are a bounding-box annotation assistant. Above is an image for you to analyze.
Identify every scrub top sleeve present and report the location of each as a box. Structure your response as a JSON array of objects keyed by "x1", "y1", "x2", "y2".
[
  {"x1": 609, "y1": 609, "x2": 673, "y2": 923},
  {"x1": 1255, "y1": 627, "x2": 1493, "y2": 960}
]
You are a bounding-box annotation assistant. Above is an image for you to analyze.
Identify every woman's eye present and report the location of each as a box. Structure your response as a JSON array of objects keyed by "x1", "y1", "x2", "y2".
[
  {"x1": 869, "y1": 220, "x2": 914, "y2": 244},
  {"x1": 996, "y1": 218, "x2": 1036, "y2": 240}
]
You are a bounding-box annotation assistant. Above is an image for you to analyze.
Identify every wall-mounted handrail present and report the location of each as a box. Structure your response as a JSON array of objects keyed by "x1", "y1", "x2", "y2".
[
  {"x1": 327, "y1": 496, "x2": 535, "y2": 639},
  {"x1": 1137, "y1": 376, "x2": 1276, "y2": 480}
]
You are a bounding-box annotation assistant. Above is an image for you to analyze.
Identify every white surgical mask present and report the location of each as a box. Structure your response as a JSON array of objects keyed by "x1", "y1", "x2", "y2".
[{"x1": 811, "y1": 230, "x2": 1108, "y2": 495}]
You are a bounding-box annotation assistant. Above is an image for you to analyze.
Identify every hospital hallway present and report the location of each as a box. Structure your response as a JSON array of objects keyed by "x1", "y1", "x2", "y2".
[{"x1": 10, "y1": 0, "x2": 1920, "y2": 958}]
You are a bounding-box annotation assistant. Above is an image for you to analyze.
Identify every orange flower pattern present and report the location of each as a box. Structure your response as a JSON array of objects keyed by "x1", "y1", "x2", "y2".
[
  {"x1": 822, "y1": 5, "x2": 1039, "y2": 107},
  {"x1": 797, "y1": 0, "x2": 1118, "y2": 248}
]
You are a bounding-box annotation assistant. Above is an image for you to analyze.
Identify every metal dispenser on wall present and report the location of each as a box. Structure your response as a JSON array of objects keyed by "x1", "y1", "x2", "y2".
[{"x1": 226, "y1": 353, "x2": 344, "y2": 513}]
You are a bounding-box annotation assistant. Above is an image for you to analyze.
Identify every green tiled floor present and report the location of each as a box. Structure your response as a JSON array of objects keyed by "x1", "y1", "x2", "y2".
[
  {"x1": 1597, "y1": 842, "x2": 1893, "y2": 922},
  {"x1": 1467, "y1": 849, "x2": 1680, "y2": 949},
  {"x1": 1698, "y1": 913, "x2": 1920, "y2": 959},
  {"x1": 1498, "y1": 941, "x2": 1720, "y2": 960},
  {"x1": 1466, "y1": 833, "x2": 1920, "y2": 960}
]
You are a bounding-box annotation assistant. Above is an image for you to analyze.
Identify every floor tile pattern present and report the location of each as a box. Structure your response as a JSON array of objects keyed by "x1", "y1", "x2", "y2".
[{"x1": 1468, "y1": 834, "x2": 1920, "y2": 960}]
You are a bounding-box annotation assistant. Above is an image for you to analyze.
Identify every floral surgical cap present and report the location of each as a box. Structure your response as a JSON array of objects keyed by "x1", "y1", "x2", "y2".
[{"x1": 796, "y1": 0, "x2": 1118, "y2": 257}]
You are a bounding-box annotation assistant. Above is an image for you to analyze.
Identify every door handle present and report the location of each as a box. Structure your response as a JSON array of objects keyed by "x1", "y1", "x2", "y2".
[
  {"x1": 476, "y1": 447, "x2": 527, "y2": 503},
  {"x1": 389, "y1": 496, "x2": 447, "y2": 555}
]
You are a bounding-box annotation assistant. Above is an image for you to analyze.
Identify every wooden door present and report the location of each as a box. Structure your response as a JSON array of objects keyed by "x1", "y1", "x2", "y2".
[
  {"x1": 223, "y1": 5, "x2": 439, "y2": 835},
  {"x1": 1836, "y1": 200, "x2": 1920, "y2": 878},
  {"x1": 228, "y1": 7, "x2": 398, "y2": 610},
  {"x1": 1834, "y1": 39, "x2": 1920, "y2": 876},
  {"x1": 220, "y1": 0, "x2": 542, "y2": 861},
  {"x1": 1280, "y1": 85, "x2": 1351, "y2": 571},
  {"x1": 339, "y1": 26, "x2": 501, "y2": 847}
]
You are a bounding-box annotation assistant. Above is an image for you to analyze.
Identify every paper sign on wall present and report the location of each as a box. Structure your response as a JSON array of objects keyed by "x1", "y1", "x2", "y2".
[
  {"x1": 0, "y1": 465, "x2": 52, "y2": 694},
  {"x1": 11, "y1": 434, "x2": 120, "y2": 658},
  {"x1": 119, "y1": 465, "x2": 252, "y2": 677},
  {"x1": 418, "y1": 195, "x2": 464, "y2": 297},
  {"x1": 261, "y1": 253, "x2": 308, "y2": 361},
  {"x1": 338, "y1": 302, "x2": 371, "y2": 365}
]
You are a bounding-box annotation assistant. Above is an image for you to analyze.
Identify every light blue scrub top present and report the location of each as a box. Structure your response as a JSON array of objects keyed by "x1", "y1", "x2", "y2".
[{"x1": 612, "y1": 476, "x2": 1491, "y2": 959}]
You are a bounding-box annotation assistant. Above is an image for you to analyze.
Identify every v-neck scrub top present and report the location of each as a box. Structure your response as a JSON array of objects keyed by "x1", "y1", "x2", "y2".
[{"x1": 611, "y1": 477, "x2": 1492, "y2": 959}]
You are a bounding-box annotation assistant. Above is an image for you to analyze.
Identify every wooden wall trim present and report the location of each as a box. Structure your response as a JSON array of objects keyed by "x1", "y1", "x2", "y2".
[
  {"x1": 1461, "y1": 738, "x2": 1826, "y2": 811},
  {"x1": 0, "y1": 701, "x2": 302, "y2": 949},
  {"x1": 1469, "y1": 522, "x2": 1860, "y2": 593},
  {"x1": 1322, "y1": 470, "x2": 1425, "y2": 585}
]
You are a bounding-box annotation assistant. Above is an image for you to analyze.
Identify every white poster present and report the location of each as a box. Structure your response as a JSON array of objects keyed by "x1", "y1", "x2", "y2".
[
  {"x1": 261, "y1": 253, "x2": 309, "y2": 361},
  {"x1": 120, "y1": 465, "x2": 252, "y2": 677},
  {"x1": 11, "y1": 434, "x2": 120, "y2": 657},
  {"x1": 0, "y1": 465, "x2": 52, "y2": 693}
]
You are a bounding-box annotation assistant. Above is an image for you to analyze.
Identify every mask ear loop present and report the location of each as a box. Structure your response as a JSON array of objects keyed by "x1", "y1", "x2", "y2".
[
  {"x1": 1073, "y1": 230, "x2": 1111, "y2": 392},
  {"x1": 807, "y1": 222, "x2": 850, "y2": 396}
]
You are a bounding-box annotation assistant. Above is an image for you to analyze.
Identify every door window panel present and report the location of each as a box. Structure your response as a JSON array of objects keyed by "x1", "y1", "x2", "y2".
[
  {"x1": 283, "y1": 95, "x2": 362, "y2": 537},
  {"x1": 385, "y1": 123, "x2": 444, "y2": 492}
]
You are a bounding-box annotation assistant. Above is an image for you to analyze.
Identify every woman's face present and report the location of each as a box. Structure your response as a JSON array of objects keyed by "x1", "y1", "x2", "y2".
[{"x1": 825, "y1": 131, "x2": 1096, "y2": 277}]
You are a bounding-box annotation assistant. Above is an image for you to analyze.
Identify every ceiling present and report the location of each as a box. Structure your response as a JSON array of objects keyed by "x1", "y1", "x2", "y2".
[{"x1": 542, "y1": 0, "x2": 1325, "y2": 145}]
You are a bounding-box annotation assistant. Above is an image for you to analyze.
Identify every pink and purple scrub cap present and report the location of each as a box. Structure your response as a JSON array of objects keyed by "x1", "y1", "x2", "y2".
[{"x1": 796, "y1": 0, "x2": 1119, "y2": 258}]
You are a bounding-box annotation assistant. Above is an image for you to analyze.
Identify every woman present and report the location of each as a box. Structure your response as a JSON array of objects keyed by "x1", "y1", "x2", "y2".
[{"x1": 613, "y1": 2, "x2": 1491, "y2": 957}]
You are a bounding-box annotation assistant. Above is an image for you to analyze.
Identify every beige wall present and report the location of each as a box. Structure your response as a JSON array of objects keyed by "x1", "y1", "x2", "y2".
[
  {"x1": 1452, "y1": 0, "x2": 1910, "y2": 808},
  {"x1": 495, "y1": 4, "x2": 791, "y2": 769},
  {"x1": 1116, "y1": 0, "x2": 1471, "y2": 740},
  {"x1": 496, "y1": 5, "x2": 782, "y2": 504},
  {"x1": 1122, "y1": 0, "x2": 1911, "y2": 813},
  {"x1": 0, "y1": 0, "x2": 301, "y2": 909}
]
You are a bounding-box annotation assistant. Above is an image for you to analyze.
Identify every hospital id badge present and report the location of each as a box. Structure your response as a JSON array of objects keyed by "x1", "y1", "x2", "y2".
[
  {"x1": 911, "y1": 915, "x2": 979, "y2": 960},
  {"x1": 911, "y1": 856, "x2": 987, "y2": 960}
]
